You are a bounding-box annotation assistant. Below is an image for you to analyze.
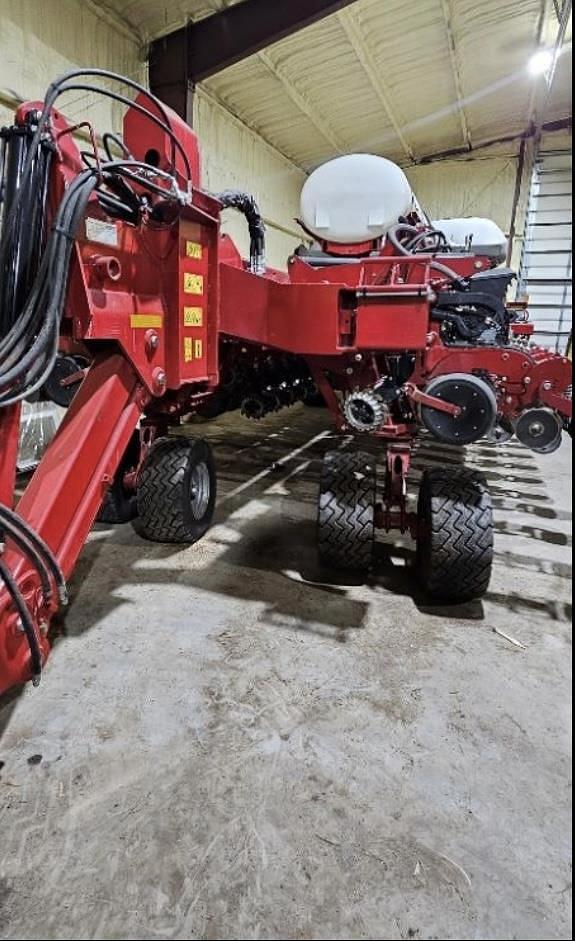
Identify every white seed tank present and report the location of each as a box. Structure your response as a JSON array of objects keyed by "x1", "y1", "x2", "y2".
[
  {"x1": 300, "y1": 154, "x2": 414, "y2": 245},
  {"x1": 433, "y1": 217, "x2": 508, "y2": 263}
]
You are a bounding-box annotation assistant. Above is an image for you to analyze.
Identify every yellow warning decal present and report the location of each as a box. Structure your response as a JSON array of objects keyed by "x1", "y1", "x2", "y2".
[
  {"x1": 184, "y1": 307, "x2": 203, "y2": 327},
  {"x1": 184, "y1": 338, "x2": 204, "y2": 362},
  {"x1": 186, "y1": 241, "x2": 203, "y2": 260},
  {"x1": 130, "y1": 314, "x2": 163, "y2": 329},
  {"x1": 184, "y1": 273, "x2": 204, "y2": 295}
]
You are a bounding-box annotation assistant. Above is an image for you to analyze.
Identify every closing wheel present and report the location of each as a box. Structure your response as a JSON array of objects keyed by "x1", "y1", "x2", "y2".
[
  {"x1": 135, "y1": 437, "x2": 217, "y2": 544},
  {"x1": 318, "y1": 451, "x2": 377, "y2": 571},
  {"x1": 421, "y1": 374, "x2": 497, "y2": 445},
  {"x1": 417, "y1": 467, "x2": 493, "y2": 602}
]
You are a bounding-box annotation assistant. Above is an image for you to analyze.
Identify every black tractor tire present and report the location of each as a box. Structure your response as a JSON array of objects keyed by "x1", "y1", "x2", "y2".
[
  {"x1": 318, "y1": 451, "x2": 377, "y2": 571},
  {"x1": 98, "y1": 433, "x2": 140, "y2": 525},
  {"x1": 135, "y1": 437, "x2": 217, "y2": 544},
  {"x1": 417, "y1": 467, "x2": 493, "y2": 602}
]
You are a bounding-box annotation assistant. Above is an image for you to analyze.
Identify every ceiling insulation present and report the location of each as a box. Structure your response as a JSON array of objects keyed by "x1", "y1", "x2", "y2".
[{"x1": 90, "y1": 0, "x2": 573, "y2": 168}]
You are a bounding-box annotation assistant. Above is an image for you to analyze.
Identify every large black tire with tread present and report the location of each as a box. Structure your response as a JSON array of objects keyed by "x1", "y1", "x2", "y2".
[
  {"x1": 417, "y1": 467, "x2": 493, "y2": 602},
  {"x1": 135, "y1": 437, "x2": 216, "y2": 544},
  {"x1": 318, "y1": 451, "x2": 377, "y2": 571}
]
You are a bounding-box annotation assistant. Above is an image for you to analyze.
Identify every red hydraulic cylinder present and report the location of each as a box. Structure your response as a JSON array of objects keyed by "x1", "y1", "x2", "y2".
[{"x1": 0, "y1": 355, "x2": 146, "y2": 693}]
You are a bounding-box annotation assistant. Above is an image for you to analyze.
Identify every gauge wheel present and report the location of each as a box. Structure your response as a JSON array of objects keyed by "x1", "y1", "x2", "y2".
[
  {"x1": 318, "y1": 451, "x2": 377, "y2": 571},
  {"x1": 135, "y1": 437, "x2": 217, "y2": 544}
]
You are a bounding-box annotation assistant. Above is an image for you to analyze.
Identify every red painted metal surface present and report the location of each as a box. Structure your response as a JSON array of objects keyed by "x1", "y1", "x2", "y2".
[
  {"x1": 421, "y1": 340, "x2": 573, "y2": 420},
  {"x1": 0, "y1": 356, "x2": 145, "y2": 691},
  {"x1": 124, "y1": 94, "x2": 202, "y2": 184},
  {"x1": 220, "y1": 257, "x2": 436, "y2": 354},
  {"x1": 0, "y1": 406, "x2": 21, "y2": 507},
  {"x1": 1, "y1": 92, "x2": 573, "y2": 695},
  {"x1": 0, "y1": 98, "x2": 222, "y2": 693}
]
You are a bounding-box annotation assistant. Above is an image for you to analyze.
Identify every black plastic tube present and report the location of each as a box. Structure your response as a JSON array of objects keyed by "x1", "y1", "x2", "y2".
[
  {"x1": 215, "y1": 190, "x2": 266, "y2": 273},
  {"x1": 0, "y1": 517, "x2": 53, "y2": 603},
  {"x1": 0, "y1": 504, "x2": 67, "y2": 604}
]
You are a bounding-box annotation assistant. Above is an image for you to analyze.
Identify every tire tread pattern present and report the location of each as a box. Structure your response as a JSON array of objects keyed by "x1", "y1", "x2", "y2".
[
  {"x1": 136, "y1": 438, "x2": 214, "y2": 544},
  {"x1": 318, "y1": 451, "x2": 376, "y2": 571},
  {"x1": 418, "y1": 467, "x2": 493, "y2": 602}
]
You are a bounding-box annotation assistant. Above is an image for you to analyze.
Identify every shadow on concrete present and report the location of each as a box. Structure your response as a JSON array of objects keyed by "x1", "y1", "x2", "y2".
[{"x1": 1, "y1": 411, "x2": 571, "y2": 742}]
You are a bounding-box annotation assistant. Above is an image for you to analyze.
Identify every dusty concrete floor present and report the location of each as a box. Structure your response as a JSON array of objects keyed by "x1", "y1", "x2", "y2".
[{"x1": 0, "y1": 406, "x2": 572, "y2": 941}]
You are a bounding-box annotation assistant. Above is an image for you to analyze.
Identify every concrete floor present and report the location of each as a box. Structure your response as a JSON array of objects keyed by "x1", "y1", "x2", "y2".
[{"x1": 0, "y1": 406, "x2": 572, "y2": 941}]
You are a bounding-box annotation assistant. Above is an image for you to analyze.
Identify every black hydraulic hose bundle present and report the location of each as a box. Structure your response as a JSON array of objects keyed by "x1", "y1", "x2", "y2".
[
  {"x1": 0, "y1": 505, "x2": 67, "y2": 605},
  {"x1": 408, "y1": 229, "x2": 450, "y2": 252},
  {"x1": 0, "y1": 118, "x2": 54, "y2": 340},
  {"x1": 0, "y1": 69, "x2": 192, "y2": 683},
  {"x1": 0, "y1": 504, "x2": 68, "y2": 685},
  {"x1": 0, "y1": 169, "x2": 99, "y2": 406},
  {"x1": 215, "y1": 190, "x2": 266, "y2": 274},
  {"x1": 387, "y1": 223, "x2": 467, "y2": 287},
  {"x1": 0, "y1": 157, "x2": 189, "y2": 407},
  {"x1": 0, "y1": 69, "x2": 191, "y2": 407}
]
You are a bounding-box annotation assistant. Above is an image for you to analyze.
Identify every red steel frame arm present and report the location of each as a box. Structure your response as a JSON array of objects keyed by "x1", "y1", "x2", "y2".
[
  {"x1": 0, "y1": 355, "x2": 146, "y2": 693},
  {"x1": 0, "y1": 405, "x2": 21, "y2": 507}
]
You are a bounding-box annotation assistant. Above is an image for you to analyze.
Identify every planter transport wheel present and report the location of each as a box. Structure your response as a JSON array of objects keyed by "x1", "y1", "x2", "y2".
[
  {"x1": 135, "y1": 437, "x2": 217, "y2": 544},
  {"x1": 318, "y1": 451, "x2": 377, "y2": 571},
  {"x1": 417, "y1": 466, "x2": 493, "y2": 602}
]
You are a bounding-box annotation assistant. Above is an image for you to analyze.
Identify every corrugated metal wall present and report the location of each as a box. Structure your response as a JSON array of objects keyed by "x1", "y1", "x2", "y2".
[
  {"x1": 193, "y1": 89, "x2": 306, "y2": 270},
  {"x1": 518, "y1": 142, "x2": 572, "y2": 353}
]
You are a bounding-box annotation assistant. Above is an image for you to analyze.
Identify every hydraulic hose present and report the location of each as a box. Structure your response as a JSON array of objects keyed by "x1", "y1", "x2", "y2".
[
  {"x1": 0, "y1": 171, "x2": 98, "y2": 405},
  {"x1": 0, "y1": 503, "x2": 67, "y2": 604},
  {"x1": 387, "y1": 224, "x2": 467, "y2": 287},
  {"x1": 387, "y1": 223, "x2": 420, "y2": 255},
  {"x1": 0, "y1": 67, "x2": 193, "y2": 263},
  {"x1": 0, "y1": 518, "x2": 53, "y2": 603},
  {"x1": 215, "y1": 190, "x2": 266, "y2": 274},
  {"x1": 0, "y1": 155, "x2": 184, "y2": 406}
]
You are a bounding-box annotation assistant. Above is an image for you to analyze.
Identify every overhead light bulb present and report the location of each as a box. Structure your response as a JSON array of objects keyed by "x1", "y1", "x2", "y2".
[{"x1": 528, "y1": 48, "x2": 554, "y2": 77}]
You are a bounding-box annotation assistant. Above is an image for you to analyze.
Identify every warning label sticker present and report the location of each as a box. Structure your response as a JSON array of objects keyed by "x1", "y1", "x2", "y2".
[
  {"x1": 184, "y1": 273, "x2": 204, "y2": 295},
  {"x1": 184, "y1": 307, "x2": 203, "y2": 327},
  {"x1": 184, "y1": 337, "x2": 204, "y2": 362},
  {"x1": 85, "y1": 218, "x2": 119, "y2": 248},
  {"x1": 186, "y1": 241, "x2": 203, "y2": 260}
]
